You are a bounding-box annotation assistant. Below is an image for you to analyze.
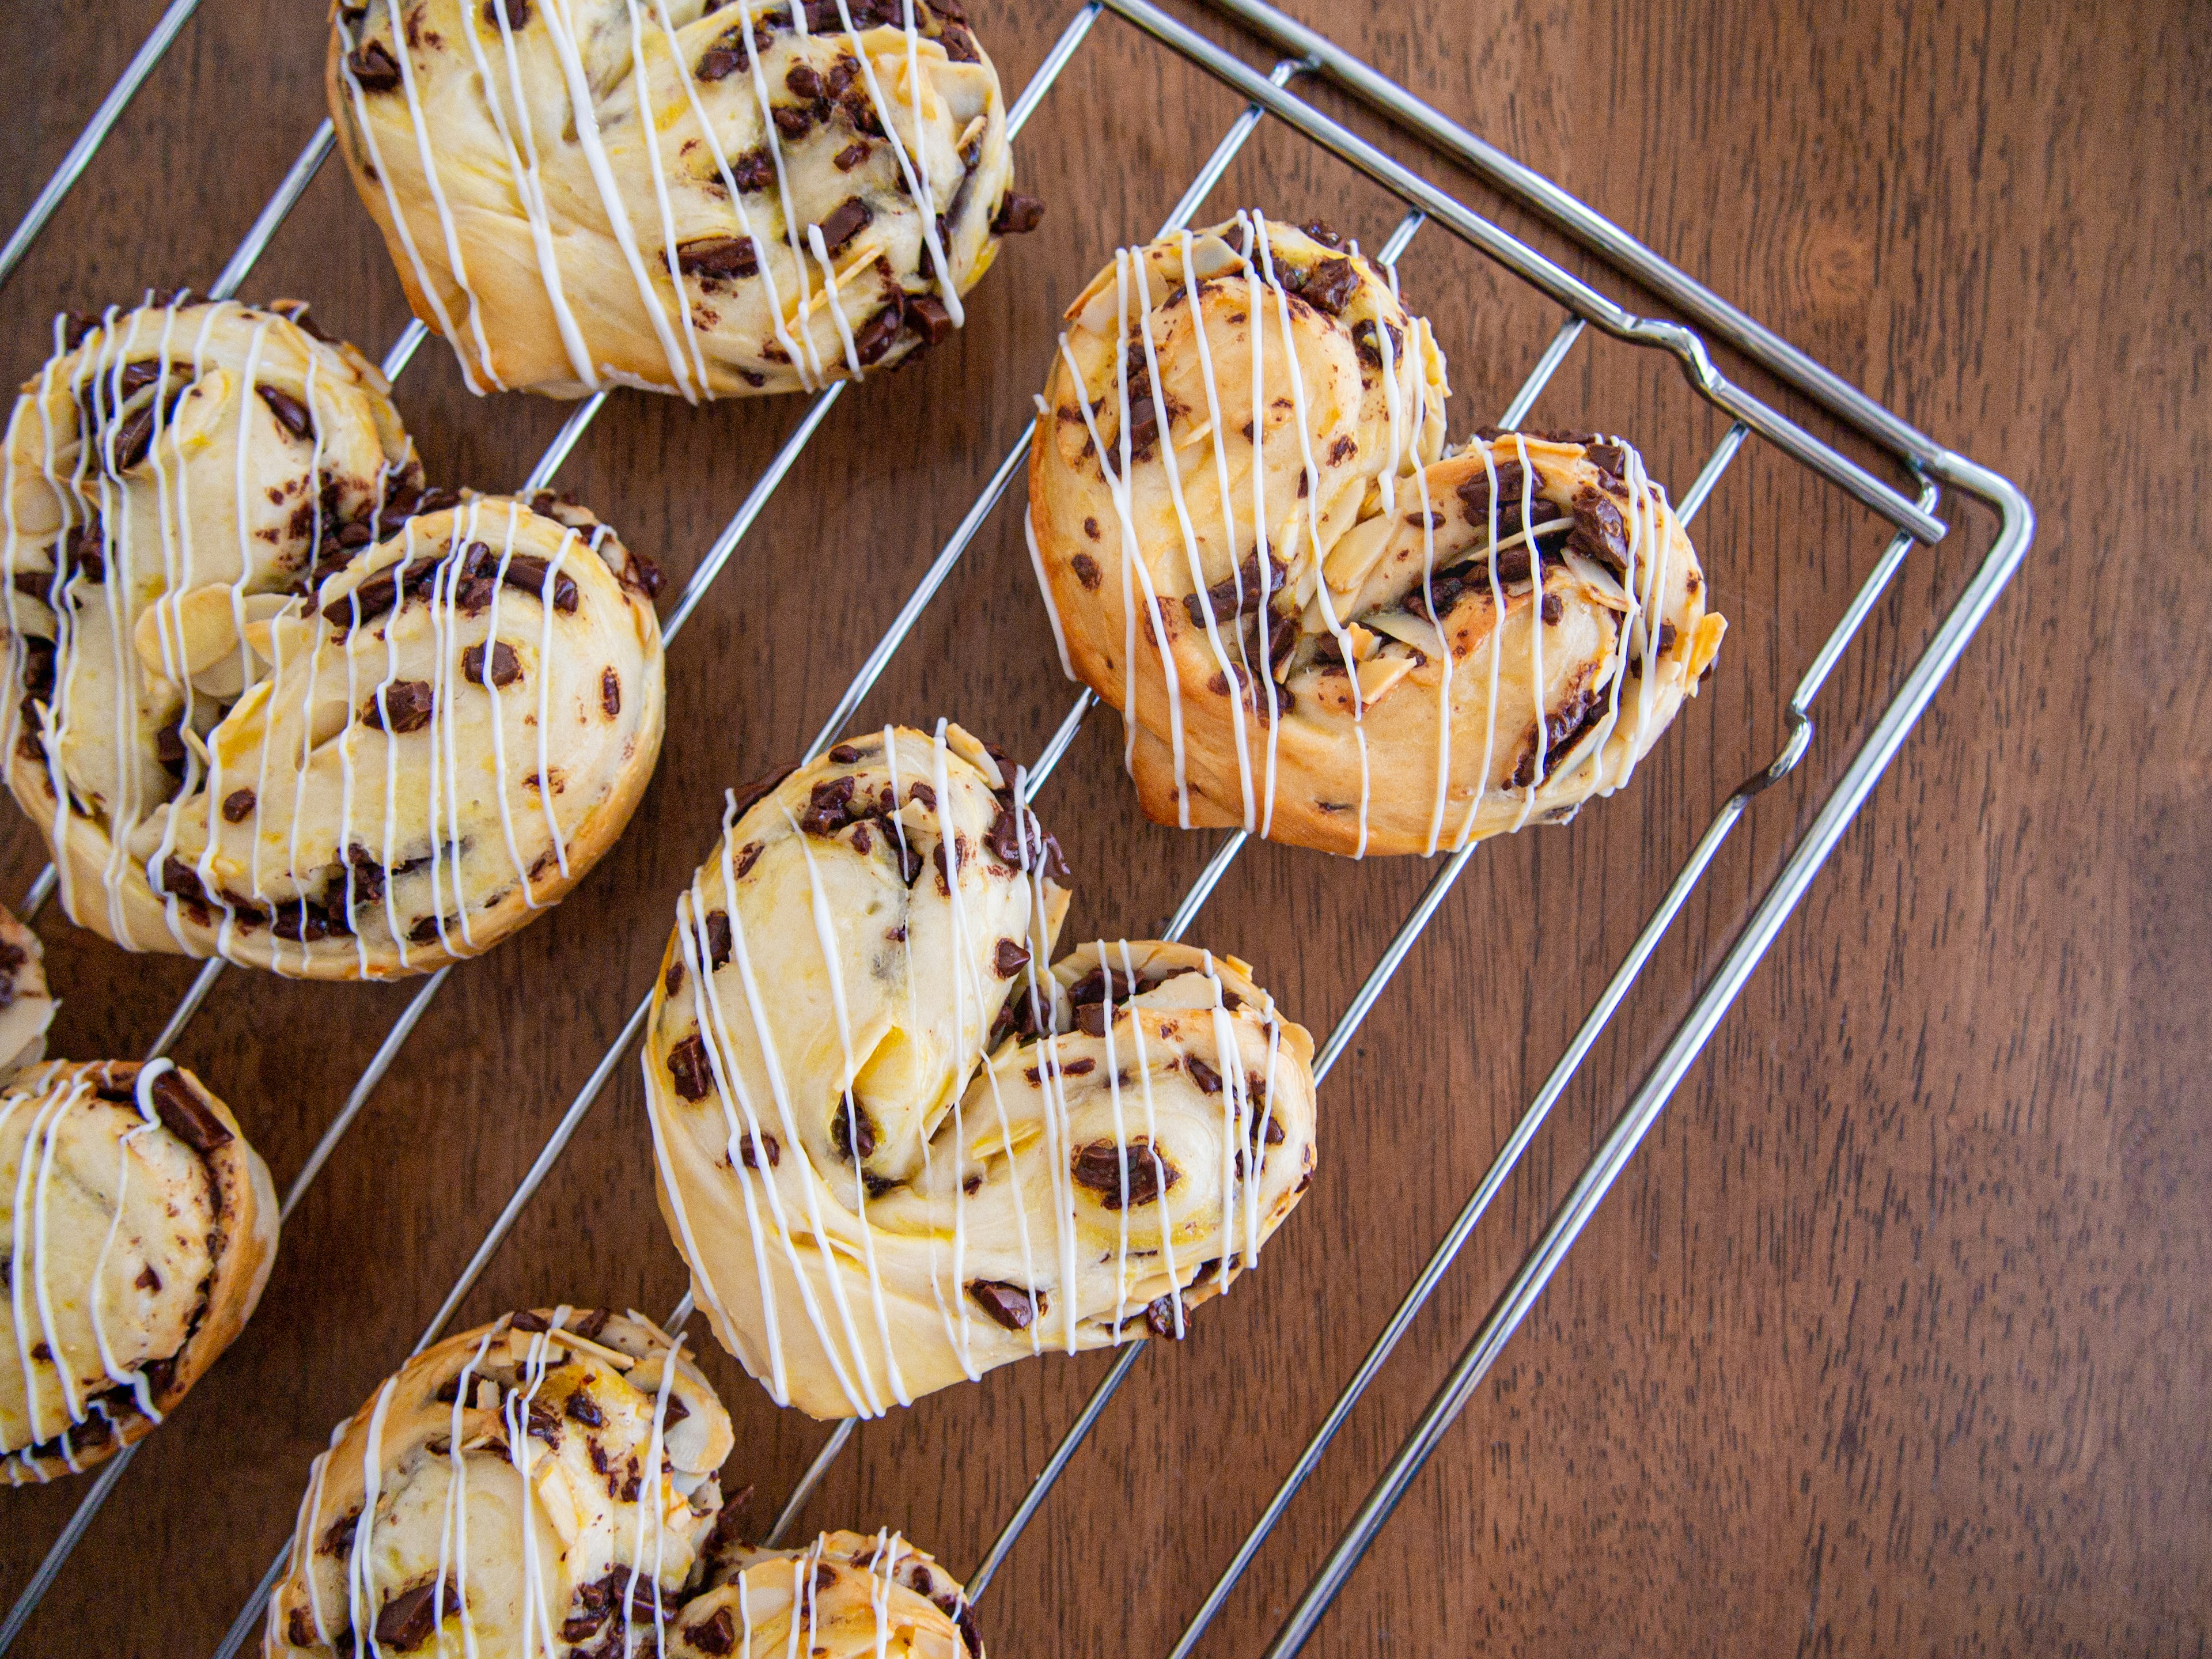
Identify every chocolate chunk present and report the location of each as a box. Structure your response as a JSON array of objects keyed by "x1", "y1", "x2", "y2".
[
  {"x1": 406, "y1": 915, "x2": 444, "y2": 944},
  {"x1": 1586, "y1": 441, "x2": 1627, "y2": 478},
  {"x1": 733, "y1": 842, "x2": 764, "y2": 881},
  {"x1": 1185, "y1": 1056, "x2": 1221, "y2": 1094},
  {"x1": 346, "y1": 39, "x2": 404, "y2": 92},
  {"x1": 853, "y1": 293, "x2": 905, "y2": 365},
  {"x1": 673, "y1": 236, "x2": 760, "y2": 281},
  {"x1": 1328, "y1": 434, "x2": 1357, "y2": 465},
  {"x1": 817, "y1": 198, "x2": 872, "y2": 256},
  {"x1": 967, "y1": 1279, "x2": 1044, "y2": 1331},
  {"x1": 739, "y1": 1130, "x2": 780, "y2": 1169},
  {"x1": 1075, "y1": 1002, "x2": 1108, "y2": 1038},
  {"x1": 1298, "y1": 257, "x2": 1359, "y2": 315},
  {"x1": 1541, "y1": 592, "x2": 1562, "y2": 624},
  {"x1": 991, "y1": 192, "x2": 1046, "y2": 236},
  {"x1": 525, "y1": 1398, "x2": 562, "y2": 1445},
  {"x1": 461, "y1": 641, "x2": 520, "y2": 687},
  {"x1": 773, "y1": 105, "x2": 812, "y2": 139},
  {"x1": 801, "y1": 775, "x2": 858, "y2": 836},
  {"x1": 1071, "y1": 1138, "x2": 1178, "y2": 1209},
  {"x1": 499, "y1": 552, "x2": 578, "y2": 612},
  {"x1": 256, "y1": 385, "x2": 314, "y2": 441},
  {"x1": 64, "y1": 517, "x2": 105, "y2": 581},
  {"x1": 703, "y1": 909, "x2": 732, "y2": 969},
  {"x1": 908, "y1": 782, "x2": 935, "y2": 810},
  {"x1": 288, "y1": 1608, "x2": 347, "y2": 1650},
  {"x1": 687, "y1": 1608, "x2": 737, "y2": 1656},
  {"x1": 668, "y1": 1033, "x2": 714, "y2": 1100},
  {"x1": 483, "y1": 0, "x2": 529, "y2": 24},
  {"x1": 509, "y1": 1309, "x2": 551, "y2": 1331},
  {"x1": 600, "y1": 666, "x2": 620, "y2": 717},
  {"x1": 1566, "y1": 484, "x2": 1629, "y2": 577},
  {"x1": 827, "y1": 744, "x2": 861, "y2": 763},
  {"x1": 363, "y1": 680, "x2": 434, "y2": 733},
  {"x1": 1457, "y1": 459, "x2": 1541, "y2": 529},
  {"x1": 830, "y1": 1099, "x2": 877, "y2": 1161},
  {"x1": 833, "y1": 140, "x2": 870, "y2": 171},
  {"x1": 785, "y1": 62, "x2": 824, "y2": 99},
  {"x1": 696, "y1": 43, "x2": 744, "y2": 79},
  {"x1": 1070, "y1": 551, "x2": 1101, "y2": 590},
  {"x1": 659, "y1": 1391, "x2": 688, "y2": 1425},
  {"x1": 150, "y1": 1071, "x2": 231, "y2": 1153},
  {"x1": 1145, "y1": 1294, "x2": 1184, "y2": 1338},
  {"x1": 905, "y1": 294, "x2": 953, "y2": 346},
  {"x1": 993, "y1": 938, "x2": 1031, "y2": 978},
  {"x1": 373, "y1": 1579, "x2": 457, "y2": 1651},
  {"x1": 221, "y1": 788, "x2": 256, "y2": 824},
  {"x1": 1300, "y1": 219, "x2": 1344, "y2": 248},
  {"x1": 565, "y1": 1389, "x2": 603, "y2": 1426}
]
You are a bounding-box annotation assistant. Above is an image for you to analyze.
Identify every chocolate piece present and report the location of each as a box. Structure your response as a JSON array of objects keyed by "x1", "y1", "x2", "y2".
[
  {"x1": 1297, "y1": 256, "x2": 1359, "y2": 315},
  {"x1": 373, "y1": 1579, "x2": 457, "y2": 1651},
  {"x1": 565, "y1": 1389, "x2": 603, "y2": 1426},
  {"x1": 363, "y1": 680, "x2": 435, "y2": 734},
  {"x1": 672, "y1": 236, "x2": 760, "y2": 281},
  {"x1": 1457, "y1": 459, "x2": 1542, "y2": 529},
  {"x1": 1300, "y1": 219, "x2": 1343, "y2": 248},
  {"x1": 221, "y1": 788, "x2": 256, "y2": 824},
  {"x1": 1071, "y1": 552, "x2": 1101, "y2": 590},
  {"x1": 347, "y1": 39, "x2": 404, "y2": 92},
  {"x1": 1185, "y1": 1056, "x2": 1221, "y2": 1094},
  {"x1": 150, "y1": 1072, "x2": 232, "y2": 1153},
  {"x1": 853, "y1": 294, "x2": 905, "y2": 365},
  {"x1": 509, "y1": 1309, "x2": 551, "y2": 1331},
  {"x1": 1072, "y1": 1138, "x2": 1178, "y2": 1209},
  {"x1": 1145, "y1": 1294, "x2": 1184, "y2": 1338},
  {"x1": 991, "y1": 192, "x2": 1046, "y2": 235},
  {"x1": 256, "y1": 385, "x2": 314, "y2": 441},
  {"x1": 834, "y1": 139, "x2": 871, "y2": 171},
  {"x1": 687, "y1": 1608, "x2": 737, "y2": 1656},
  {"x1": 739, "y1": 1130, "x2": 779, "y2": 1169},
  {"x1": 967, "y1": 1279, "x2": 1044, "y2": 1331},
  {"x1": 817, "y1": 198, "x2": 872, "y2": 256},
  {"x1": 703, "y1": 909, "x2": 732, "y2": 969},
  {"x1": 730, "y1": 760, "x2": 798, "y2": 820},
  {"x1": 1566, "y1": 484, "x2": 1629, "y2": 578},
  {"x1": 668, "y1": 1033, "x2": 714, "y2": 1101},
  {"x1": 461, "y1": 641, "x2": 520, "y2": 687},
  {"x1": 600, "y1": 666, "x2": 620, "y2": 716},
  {"x1": 993, "y1": 938, "x2": 1031, "y2": 978},
  {"x1": 905, "y1": 294, "x2": 953, "y2": 346},
  {"x1": 483, "y1": 0, "x2": 529, "y2": 25},
  {"x1": 831, "y1": 1099, "x2": 877, "y2": 1161}
]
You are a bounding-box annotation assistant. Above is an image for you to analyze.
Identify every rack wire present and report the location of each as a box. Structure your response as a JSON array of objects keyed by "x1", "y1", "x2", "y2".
[{"x1": 0, "y1": 0, "x2": 2032, "y2": 1652}]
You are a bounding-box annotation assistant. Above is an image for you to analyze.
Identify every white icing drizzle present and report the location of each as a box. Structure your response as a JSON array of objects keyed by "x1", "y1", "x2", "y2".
[{"x1": 1236, "y1": 214, "x2": 1286, "y2": 836}]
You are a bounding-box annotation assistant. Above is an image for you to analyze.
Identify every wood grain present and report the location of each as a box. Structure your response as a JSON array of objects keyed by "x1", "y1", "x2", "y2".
[{"x1": 0, "y1": 0, "x2": 2202, "y2": 1653}]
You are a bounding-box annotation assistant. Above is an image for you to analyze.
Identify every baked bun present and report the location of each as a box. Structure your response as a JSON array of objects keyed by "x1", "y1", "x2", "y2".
[
  {"x1": 1027, "y1": 213, "x2": 1728, "y2": 857},
  {"x1": 328, "y1": 0, "x2": 1042, "y2": 400},
  {"x1": 1, "y1": 1059, "x2": 277, "y2": 1483},
  {"x1": 1, "y1": 297, "x2": 667, "y2": 979},
  {"x1": 667, "y1": 1529, "x2": 978, "y2": 1658},
  {"x1": 265, "y1": 1308, "x2": 735, "y2": 1657},
  {"x1": 643, "y1": 722, "x2": 1320, "y2": 1420},
  {"x1": 0, "y1": 903, "x2": 56, "y2": 1075}
]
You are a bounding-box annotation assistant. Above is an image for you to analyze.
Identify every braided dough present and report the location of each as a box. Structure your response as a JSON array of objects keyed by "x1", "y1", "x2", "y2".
[
  {"x1": 1, "y1": 1059, "x2": 276, "y2": 1484},
  {"x1": 644, "y1": 722, "x2": 1320, "y2": 1421},
  {"x1": 1028, "y1": 214, "x2": 1728, "y2": 857},
  {"x1": 328, "y1": 0, "x2": 1041, "y2": 399},
  {"x1": 266, "y1": 1308, "x2": 734, "y2": 1657},
  {"x1": 665, "y1": 1529, "x2": 978, "y2": 1658},
  {"x1": 1, "y1": 298, "x2": 666, "y2": 979}
]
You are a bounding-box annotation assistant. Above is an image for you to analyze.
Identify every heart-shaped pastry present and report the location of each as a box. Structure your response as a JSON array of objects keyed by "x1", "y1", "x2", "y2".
[
  {"x1": 1027, "y1": 213, "x2": 1728, "y2": 857},
  {"x1": 266, "y1": 1307, "x2": 736, "y2": 1656},
  {"x1": 328, "y1": 0, "x2": 1044, "y2": 399},
  {"x1": 1, "y1": 297, "x2": 666, "y2": 978},
  {"x1": 643, "y1": 721, "x2": 1320, "y2": 1421},
  {"x1": 1, "y1": 1057, "x2": 276, "y2": 1484}
]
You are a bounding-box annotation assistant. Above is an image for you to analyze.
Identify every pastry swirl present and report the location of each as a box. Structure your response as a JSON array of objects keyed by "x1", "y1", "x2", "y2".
[
  {"x1": 1027, "y1": 213, "x2": 1728, "y2": 857},
  {"x1": 328, "y1": 0, "x2": 1041, "y2": 399},
  {"x1": 1, "y1": 297, "x2": 667, "y2": 978},
  {"x1": 643, "y1": 722, "x2": 1320, "y2": 1420},
  {"x1": 1, "y1": 1058, "x2": 277, "y2": 1484},
  {"x1": 266, "y1": 1308, "x2": 736, "y2": 1657},
  {"x1": 666, "y1": 1529, "x2": 978, "y2": 1658}
]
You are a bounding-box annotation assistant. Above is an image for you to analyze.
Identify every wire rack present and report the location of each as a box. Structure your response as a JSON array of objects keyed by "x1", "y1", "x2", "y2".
[{"x1": 0, "y1": 0, "x2": 2032, "y2": 1653}]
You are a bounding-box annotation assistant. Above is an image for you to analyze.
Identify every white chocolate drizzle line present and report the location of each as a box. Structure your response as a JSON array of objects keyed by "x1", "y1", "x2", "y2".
[
  {"x1": 834, "y1": 0, "x2": 961, "y2": 327},
  {"x1": 676, "y1": 797, "x2": 883, "y2": 1415},
  {"x1": 624, "y1": 0, "x2": 717, "y2": 397},
  {"x1": 335, "y1": 9, "x2": 495, "y2": 393}
]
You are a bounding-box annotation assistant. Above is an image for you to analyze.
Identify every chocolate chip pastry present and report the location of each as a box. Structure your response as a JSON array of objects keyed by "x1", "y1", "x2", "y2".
[
  {"x1": 664, "y1": 1529, "x2": 978, "y2": 1658},
  {"x1": 1028, "y1": 213, "x2": 1729, "y2": 857},
  {"x1": 1, "y1": 1059, "x2": 278, "y2": 1483},
  {"x1": 644, "y1": 722, "x2": 1320, "y2": 1421},
  {"x1": 1, "y1": 297, "x2": 668, "y2": 979},
  {"x1": 328, "y1": 0, "x2": 1043, "y2": 399},
  {"x1": 265, "y1": 1308, "x2": 736, "y2": 1656},
  {"x1": 0, "y1": 903, "x2": 56, "y2": 1076}
]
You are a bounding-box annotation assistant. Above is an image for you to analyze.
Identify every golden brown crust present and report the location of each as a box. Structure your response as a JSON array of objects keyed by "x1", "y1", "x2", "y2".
[
  {"x1": 667, "y1": 1529, "x2": 978, "y2": 1658},
  {"x1": 1, "y1": 1059, "x2": 276, "y2": 1484},
  {"x1": 1027, "y1": 215, "x2": 1726, "y2": 856},
  {"x1": 327, "y1": 0, "x2": 1032, "y2": 399}
]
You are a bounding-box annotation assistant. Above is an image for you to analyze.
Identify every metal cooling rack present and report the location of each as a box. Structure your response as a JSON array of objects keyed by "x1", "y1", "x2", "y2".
[{"x1": 0, "y1": 0, "x2": 2033, "y2": 1653}]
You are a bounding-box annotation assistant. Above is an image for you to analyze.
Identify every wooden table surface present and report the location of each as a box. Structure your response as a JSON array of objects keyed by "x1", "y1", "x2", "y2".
[{"x1": 1, "y1": 0, "x2": 2201, "y2": 1653}]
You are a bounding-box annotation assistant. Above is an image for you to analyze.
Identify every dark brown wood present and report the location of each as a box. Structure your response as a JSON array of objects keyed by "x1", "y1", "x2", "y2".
[{"x1": 0, "y1": 0, "x2": 2200, "y2": 1653}]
